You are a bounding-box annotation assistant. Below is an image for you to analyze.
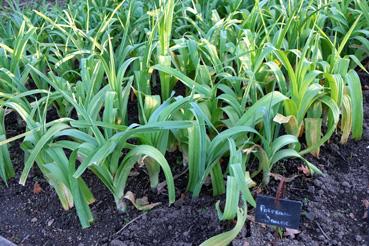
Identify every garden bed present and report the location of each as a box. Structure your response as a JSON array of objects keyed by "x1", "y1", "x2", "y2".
[
  {"x1": 1, "y1": 80, "x2": 368, "y2": 246},
  {"x1": 1, "y1": 1, "x2": 369, "y2": 245}
]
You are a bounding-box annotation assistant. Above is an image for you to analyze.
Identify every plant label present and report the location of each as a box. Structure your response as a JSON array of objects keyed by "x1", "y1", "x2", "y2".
[{"x1": 255, "y1": 195, "x2": 302, "y2": 229}]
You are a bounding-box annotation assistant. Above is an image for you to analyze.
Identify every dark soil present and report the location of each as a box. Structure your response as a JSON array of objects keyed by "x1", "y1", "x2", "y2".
[{"x1": 1, "y1": 86, "x2": 368, "y2": 246}]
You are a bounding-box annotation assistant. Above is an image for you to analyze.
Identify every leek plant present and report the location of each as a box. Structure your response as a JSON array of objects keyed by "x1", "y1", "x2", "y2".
[{"x1": 0, "y1": 0, "x2": 367, "y2": 244}]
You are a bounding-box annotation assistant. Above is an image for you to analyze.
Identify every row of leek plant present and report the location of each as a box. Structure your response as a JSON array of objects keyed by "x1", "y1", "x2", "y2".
[{"x1": 0, "y1": 0, "x2": 366, "y2": 243}]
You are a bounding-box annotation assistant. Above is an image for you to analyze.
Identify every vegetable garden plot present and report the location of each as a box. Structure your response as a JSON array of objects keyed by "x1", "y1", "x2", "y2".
[{"x1": 0, "y1": 0, "x2": 368, "y2": 245}]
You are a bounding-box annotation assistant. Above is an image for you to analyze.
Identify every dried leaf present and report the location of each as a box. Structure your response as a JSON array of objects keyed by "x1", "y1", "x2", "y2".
[
  {"x1": 273, "y1": 114, "x2": 292, "y2": 124},
  {"x1": 138, "y1": 155, "x2": 148, "y2": 167},
  {"x1": 138, "y1": 201, "x2": 161, "y2": 211},
  {"x1": 284, "y1": 228, "x2": 300, "y2": 239},
  {"x1": 124, "y1": 191, "x2": 161, "y2": 211},
  {"x1": 124, "y1": 191, "x2": 136, "y2": 204},
  {"x1": 33, "y1": 182, "x2": 42, "y2": 194},
  {"x1": 297, "y1": 165, "x2": 311, "y2": 176},
  {"x1": 270, "y1": 173, "x2": 298, "y2": 183},
  {"x1": 242, "y1": 145, "x2": 257, "y2": 155},
  {"x1": 270, "y1": 173, "x2": 284, "y2": 181}
]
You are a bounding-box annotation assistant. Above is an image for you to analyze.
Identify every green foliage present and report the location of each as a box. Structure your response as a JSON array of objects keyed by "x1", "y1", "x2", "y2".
[{"x1": 0, "y1": 0, "x2": 367, "y2": 243}]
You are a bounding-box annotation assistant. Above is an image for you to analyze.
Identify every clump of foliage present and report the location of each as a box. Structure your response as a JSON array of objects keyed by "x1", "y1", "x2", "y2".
[{"x1": 0, "y1": 0, "x2": 367, "y2": 242}]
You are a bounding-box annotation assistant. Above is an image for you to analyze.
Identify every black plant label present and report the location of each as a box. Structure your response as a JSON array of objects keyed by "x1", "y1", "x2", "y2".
[{"x1": 255, "y1": 195, "x2": 302, "y2": 229}]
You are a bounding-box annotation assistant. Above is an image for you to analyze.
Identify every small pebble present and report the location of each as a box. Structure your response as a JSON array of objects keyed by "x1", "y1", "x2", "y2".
[
  {"x1": 47, "y1": 219, "x2": 54, "y2": 226},
  {"x1": 342, "y1": 181, "x2": 350, "y2": 188},
  {"x1": 31, "y1": 217, "x2": 37, "y2": 223},
  {"x1": 355, "y1": 235, "x2": 362, "y2": 242}
]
